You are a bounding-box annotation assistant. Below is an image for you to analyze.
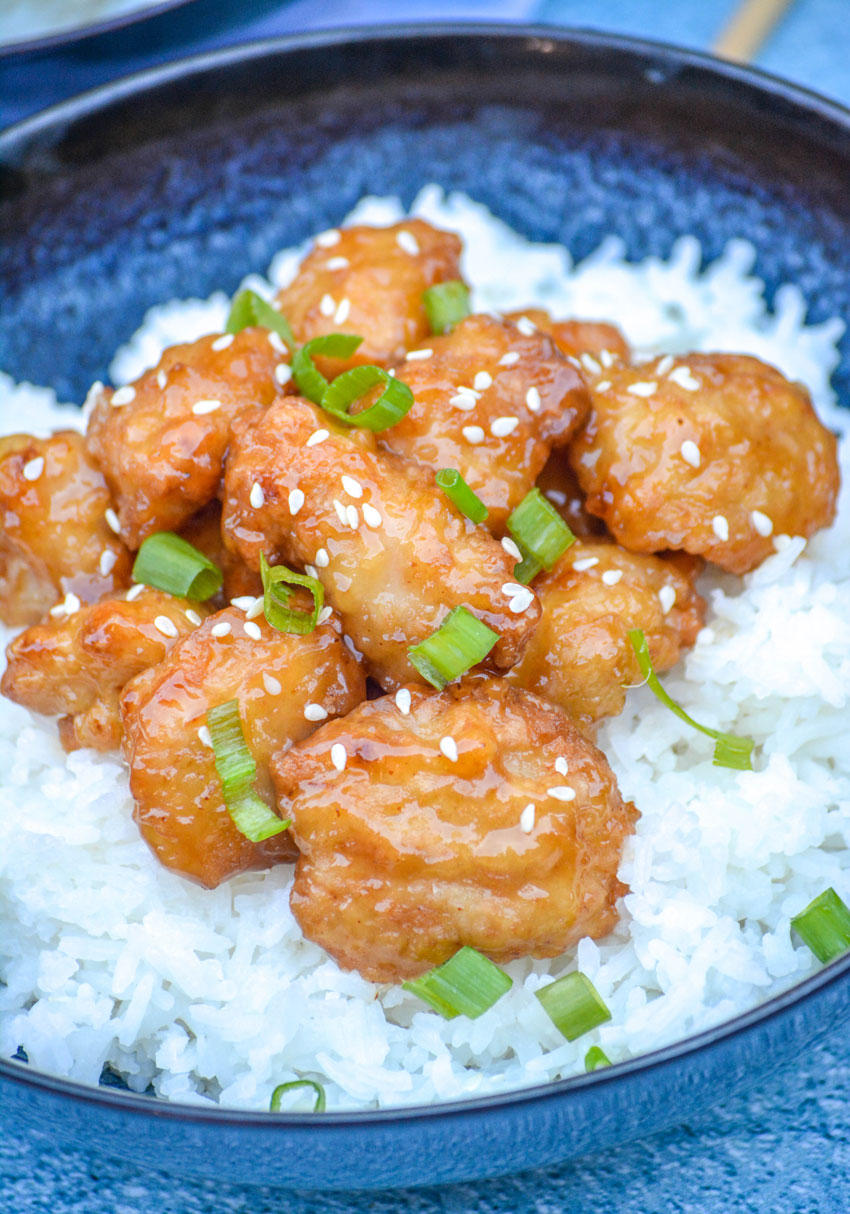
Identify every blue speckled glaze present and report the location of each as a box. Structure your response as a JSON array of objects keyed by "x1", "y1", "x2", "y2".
[{"x1": 1, "y1": 27, "x2": 849, "y2": 1193}]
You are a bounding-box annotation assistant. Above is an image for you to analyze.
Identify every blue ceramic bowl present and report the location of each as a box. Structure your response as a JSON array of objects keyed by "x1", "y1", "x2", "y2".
[{"x1": 1, "y1": 25, "x2": 849, "y2": 1192}]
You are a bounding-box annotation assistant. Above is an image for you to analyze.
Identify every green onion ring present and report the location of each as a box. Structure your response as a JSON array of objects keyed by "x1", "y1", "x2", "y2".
[
  {"x1": 206, "y1": 699, "x2": 290, "y2": 842},
  {"x1": 435, "y1": 469, "x2": 489, "y2": 524},
  {"x1": 408, "y1": 606, "x2": 499, "y2": 690},
  {"x1": 402, "y1": 946, "x2": 512, "y2": 1019},
  {"x1": 260, "y1": 553, "x2": 324, "y2": 635},
  {"x1": 291, "y1": 334, "x2": 363, "y2": 404},
  {"x1": 225, "y1": 288, "x2": 296, "y2": 352},
  {"x1": 131, "y1": 532, "x2": 222, "y2": 601}
]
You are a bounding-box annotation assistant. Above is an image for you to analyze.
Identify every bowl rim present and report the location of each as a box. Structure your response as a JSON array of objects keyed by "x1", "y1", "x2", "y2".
[
  {"x1": 0, "y1": 0, "x2": 200, "y2": 61},
  {"x1": 2, "y1": 20, "x2": 850, "y2": 1128}
]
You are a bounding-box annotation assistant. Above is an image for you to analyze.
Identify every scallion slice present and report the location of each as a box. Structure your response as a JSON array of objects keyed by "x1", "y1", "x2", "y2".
[
  {"x1": 628, "y1": 628, "x2": 755, "y2": 771},
  {"x1": 321, "y1": 364, "x2": 414, "y2": 431},
  {"x1": 269, "y1": 1079, "x2": 326, "y2": 1113},
  {"x1": 423, "y1": 281, "x2": 471, "y2": 334},
  {"x1": 291, "y1": 334, "x2": 363, "y2": 404},
  {"x1": 536, "y1": 972, "x2": 611, "y2": 1041},
  {"x1": 584, "y1": 1045, "x2": 611, "y2": 1072},
  {"x1": 507, "y1": 489, "x2": 575, "y2": 585},
  {"x1": 225, "y1": 288, "x2": 296, "y2": 351},
  {"x1": 791, "y1": 888, "x2": 850, "y2": 963},
  {"x1": 260, "y1": 553, "x2": 324, "y2": 635},
  {"x1": 402, "y1": 946, "x2": 512, "y2": 1019},
  {"x1": 408, "y1": 606, "x2": 499, "y2": 690},
  {"x1": 435, "y1": 468, "x2": 489, "y2": 524},
  {"x1": 131, "y1": 532, "x2": 222, "y2": 601},
  {"x1": 206, "y1": 699, "x2": 289, "y2": 842}
]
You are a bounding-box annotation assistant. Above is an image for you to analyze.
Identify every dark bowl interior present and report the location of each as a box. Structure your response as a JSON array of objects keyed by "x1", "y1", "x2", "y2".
[{"x1": 1, "y1": 25, "x2": 849, "y2": 1192}]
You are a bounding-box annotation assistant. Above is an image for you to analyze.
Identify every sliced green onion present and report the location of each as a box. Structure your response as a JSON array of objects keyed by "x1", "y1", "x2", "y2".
[
  {"x1": 402, "y1": 946, "x2": 512, "y2": 1019},
  {"x1": 536, "y1": 972, "x2": 611, "y2": 1042},
  {"x1": 584, "y1": 1045, "x2": 611, "y2": 1072},
  {"x1": 507, "y1": 489, "x2": 575, "y2": 585},
  {"x1": 269, "y1": 1079, "x2": 326, "y2": 1113},
  {"x1": 435, "y1": 469, "x2": 489, "y2": 524},
  {"x1": 291, "y1": 334, "x2": 363, "y2": 404},
  {"x1": 131, "y1": 531, "x2": 222, "y2": 601},
  {"x1": 260, "y1": 553, "x2": 323, "y2": 635},
  {"x1": 321, "y1": 364, "x2": 414, "y2": 432},
  {"x1": 628, "y1": 629, "x2": 755, "y2": 771},
  {"x1": 423, "y1": 281, "x2": 471, "y2": 335},
  {"x1": 206, "y1": 699, "x2": 289, "y2": 843},
  {"x1": 225, "y1": 288, "x2": 296, "y2": 351},
  {"x1": 791, "y1": 888, "x2": 850, "y2": 964},
  {"x1": 408, "y1": 606, "x2": 499, "y2": 690}
]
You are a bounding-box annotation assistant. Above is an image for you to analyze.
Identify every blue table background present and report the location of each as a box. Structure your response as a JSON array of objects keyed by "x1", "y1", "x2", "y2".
[{"x1": 2, "y1": 1, "x2": 850, "y2": 1210}]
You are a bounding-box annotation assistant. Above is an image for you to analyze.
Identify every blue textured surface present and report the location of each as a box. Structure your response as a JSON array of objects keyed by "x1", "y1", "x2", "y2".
[{"x1": 2, "y1": 2, "x2": 850, "y2": 1210}]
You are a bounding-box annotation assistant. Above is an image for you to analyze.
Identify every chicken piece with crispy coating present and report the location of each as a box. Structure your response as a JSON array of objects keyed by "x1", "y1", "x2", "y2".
[
  {"x1": 121, "y1": 605, "x2": 365, "y2": 888},
  {"x1": 222, "y1": 396, "x2": 540, "y2": 690},
  {"x1": 504, "y1": 309, "x2": 630, "y2": 366},
  {"x1": 0, "y1": 430, "x2": 131, "y2": 626},
  {"x1": 276, "y1": 220, "x2": 463, "y2": 376},
  {"x1": 272, "y1": 676, "x2": 638, "y2": 983},
  {"x1": 507, "y1": 540, "x2": 705, "y2": 730},
  {"x1": 85, "y1": 327, "x2": 289, "y2": 549},
  {"x1": 1, "y1": 587, "x2": 206, "y2": 752},
  {"x1": 569, "y1": 353, "x2": 840, "y2": 574},
  {"x1": 379, "y1": 313, "x2": 589, "y2": 528}
]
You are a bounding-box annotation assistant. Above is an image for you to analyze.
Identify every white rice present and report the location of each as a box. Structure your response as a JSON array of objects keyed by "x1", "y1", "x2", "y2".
[{"x1": 1, "y1": 187, "x2": 848, "y2": 1112}]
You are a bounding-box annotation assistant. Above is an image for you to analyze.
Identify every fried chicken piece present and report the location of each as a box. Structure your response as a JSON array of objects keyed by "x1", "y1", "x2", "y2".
[
  {"x1": 505, "y1": 309, "x2": 630, "y2": 365},
  {"x1": 535, "y1": 451, "x2": 607, "y2": 539},
  {"x1": 222, "y1": 396, "x2": 540, "y2": 690},
  {"x1": 276, "y1": 220, "x2": 463, "y2": 376},
  {"x1": 85, "y1": 328, "x2": 288, "y2": 549},
  {"x1": 121, "y1": 605, "x2": 365, "y2": 888},
  {"x1": 570, "y1": 353, "x2": 840, "y2": 574},
  {"x1": 379, "y1": 314, "x2": 589, "y2": 528},
  {"x1": 0, "y1": 431, "x2": 131, "y2": 626},
  {"x1": 507, "y1": 540, "x2": 705, "y2": 730},
  {"x1": 272, "y1": 676, "x2": 638, "y2": 982},
  {"x1": 1, "y1": 588, "x2": 206, "y2": 752}
]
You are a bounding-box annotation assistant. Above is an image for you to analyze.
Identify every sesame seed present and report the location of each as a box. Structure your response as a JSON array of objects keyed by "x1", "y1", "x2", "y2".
[
  {"x1": 22, "y1": 456, "x2": 44, "y2": 481},
  {"x1": 462, "y1": 425, "x2": 485, "y2": 444},
  {"x1": 680, "y1": 440, "x2": 701, "y2": 467},
  {"x1": 566, "y1": 355, "x2": 582, "y2": 369},
  {"x1": 263, "y1": 673, "x2": 282, "y2": 695},
  {"x1": 395, "y1": 688, "x2": 412, "y2": 715},
  {"x1": 126, "y1": 583, "x2": 145, "y2": 601},
  {"x1": 333, "y1": 498, "x2": 348, "y2": 526},
  {"x1": 249, "y1": 482, "x2": 265, "y2": 509},
  {"x1": 289, "y1": 488, "x2": 305, "y2": 515},
  {"x1": 712, "y1": 515, "x2": 730, "y2": 542},
  {"x1": 315, "y1": 228, "x2": 341, "y2": 248},
  {"x1": 656, "y1": 354, "x2": 674, "y2": 375},
  {"x1": 246, "y1": 597, "x2": 265, "y2": 620},
  {"x1": 601, "y1": 569, "x2": 623, "y2": 586},
  {"x1": 334, "y1": 297, "x2": 351, "y2": 325},
  {"x1": 105, "y1": 508, "x2": 121, "y2": 534},
  {"x1": 331, "y1": 743, "x2": 347, "y2": 772},
  {"x1": 581, "y1": 353, "x2": 602, "y2": 376},
  {"x1": 525, "y1": 386, "x2": 541, "y2": 413},
  {"x1": 474, "y1": 371, "x2": 492, "y2": 391},
  {"x1": 98, "y1": 548, "x2": 117, "y2": 576},
  {"x1": 317, "y1": 605, "x2": 333, "y2": 625},
  {"x1": 773, "y1": 534, "x2": 793, "y2": 552},
  {"x1": 185, "y1": 608, "x2": 202, "y2": 626},
  {"x1": 751, "y1": 509, "x2": 774, "y2": 537},
  {"x1": 274, "y1": 363, "x2": 292, "y2": 386},
  {"x1": 197, "y1": 725, "x2": 213, "y2": 748},
  {"x1": 548, "y1": 786, "x2": 576, "y2": 802},
  {"x1": 304, "y1": 703, "x2": 328, "y2": 722},
  {"x1": 362, "y1": 503, "x2": 382, "y2": 528},
  {"x1": 516, "y1": 316, "x2": 536, "y2": 336},
  {"x1": 627, "y1": 381, "x2": 658, "y2": 397},
  {"x1": 599, "y1": 349, "x2": 615, "y2": 368},
  {"x1": 491, "y1": 417, "x2": 519, "y2": 438},
  {"x1": 156, "y1": 370, "x2": 168, "y2": 391},
  {"x1": 440, "y1": 736, "x2": 458, "y2": 762},
  {"x1": 658, "y1": 585, "x2": 676, "y2": 615},
  {"x1": 519, "y1": 803, "x2": 536, "y2": 833},
  {"x1": 346, "y1": 505, "x2": 360, "y2": 529},
  {"x1": 231, "y1": 596, "x2": 255, "y2": 612},
  {"x1": 546, "y1": 489, "x2": 566, "y2": 506},
  {"x1": 456, "y1": 385, "x2": 480, "y2": 400},
  {"x1": 326, "y1": 255, "x2": 349, "y2": 270},
  {"x1": 305, "y1": 565, "x2": 319, "y2": 578},
  {"x1": 315, "y1": 548, "x2": 329, "y2": 567},
  {"x1": 501, "y1": 536, "x2": 522, "y2": 561},
  {"x1": 507, "y1": 588, "x2": 535, "y2": 614},
  {"x1": 268, "y1": 331, "x2": 287, "y2": 354},
  {"x1": 319, "y1": 293, "x2": 336, "y2": 317},
  {"x1": 595, "y1": 381, "x2": 611, "y2": 393},
  {"x1": 502, "y1": 582, "x2": 527, "y2": 596},
  {"x1": 669, "y1": 365, "x2": 701, "y2": 391},
  {"x1": 243, "y1": 621, "x2": 262, "y2": 640},
  {"x1": 396, "y1": 229, "x2": 420, "y2": 255},
  {"x1": 211, "y1": 622, "x2": 231, "y2": 638},
  {"x1": 306, "y1": 429, "x2": 329, "y2": 447},
  {"x1": 63, "y1": 592, "x2": 81, "y2": 615},
  {"x1": 341, "y1": 475, "x2": 363, "y2": 498},
  {"x1": 572, "y1": 556, "x2": 599, "y2": 572},
  {"x1": 450, "y1": 394, "x2": 477, "y2": 411},
  {"x1": 499, "y1": 351, "x2": 520, "y2": 367},
  {"x1": 111, "y1": 386, "x2": 136, "y2": 407},
  {"x1": 154, "y1": 615, "x2": 178, "y2": 639},
  {"x1": 212, "y1": 333, "x2": 234, "y2": 351},
  {"x1": 406, "y1": 348, "x2": 433, "y2": 361},
  {"x1": 192, "y1": 398, "x2": 221, "y2": 415},
  {"x1": 555, "y1": 756, "x2": 569, "y2": 776}
]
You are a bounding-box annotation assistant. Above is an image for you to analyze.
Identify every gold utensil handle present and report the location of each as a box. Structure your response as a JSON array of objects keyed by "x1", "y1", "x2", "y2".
[{"x1": 713, "y1": 0, "x2": 796, "y2": 61}]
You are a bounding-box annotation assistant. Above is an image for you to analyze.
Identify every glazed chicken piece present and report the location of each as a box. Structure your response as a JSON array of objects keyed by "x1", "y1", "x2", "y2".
[
  {"x1": 507, "y1": 540, "x2": 705, "y2": 731},
  {"x1": 272, "y1": 676, "x2": 638, "y2": 982},
  {"x1": 0, "y1": 430, "x2": 131, "y2": 626},
  {"x1": 85, "y1": 327, "x2": 289, "y2": 549},
  {"x1": 535, "y1": 451, "x2": 607, "y2": 539},
  {"x1": 222, "y1": 396, "x2": 540, "y2": 690},
  {"x1": 504, "y1": 309, "x2": 630, "y2": 366},
  {"x1": 1, "y1": 587, "x2": 206, "y2": 752},
  {"x1": 121, "y1": 605, "x2": 365, "y2": 887},
  {"x1": 569, "y1": 352, "x2": 840, "y2": 574},
  {"x1": 379, "y1": 313, "x2": 590, "y2": 528},
  {"x1": 276, "y1": 220, "x2": 463, "y2": 376}
]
